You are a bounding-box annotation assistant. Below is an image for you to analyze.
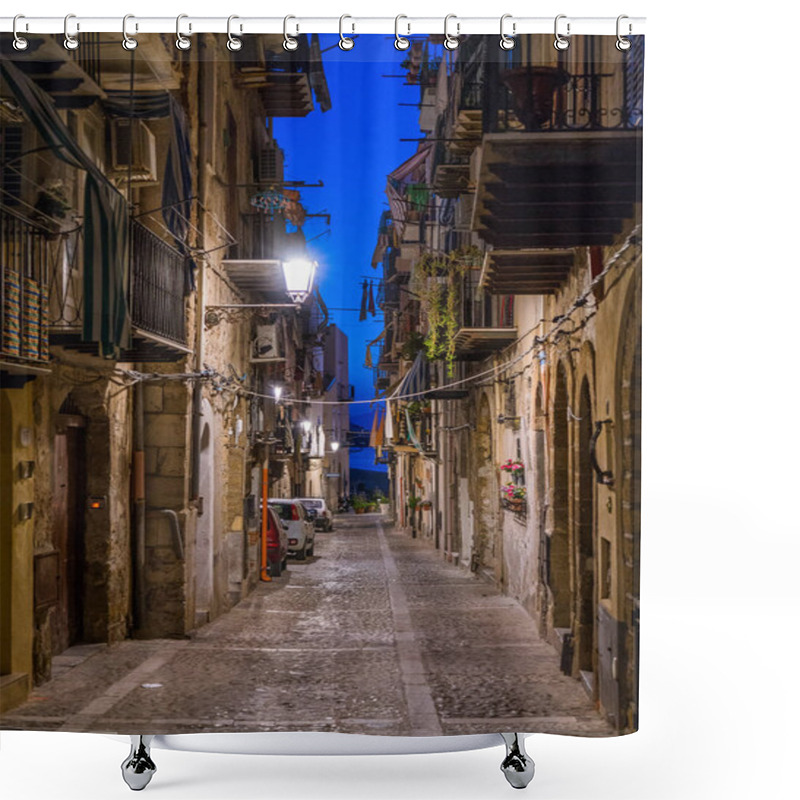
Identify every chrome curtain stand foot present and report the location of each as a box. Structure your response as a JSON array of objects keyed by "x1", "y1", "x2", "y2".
[
  {"x1": 121, "y1": 735, "x2": 157, "y2": 791},
  {"x1": 500, "y1": 733, "x2": 535, "y2": 789}
]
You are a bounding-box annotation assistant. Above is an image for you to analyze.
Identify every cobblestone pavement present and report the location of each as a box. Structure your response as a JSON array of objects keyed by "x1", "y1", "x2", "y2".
[{"x1": 1, "y1": 515, "x2": 612, "y2": 737}]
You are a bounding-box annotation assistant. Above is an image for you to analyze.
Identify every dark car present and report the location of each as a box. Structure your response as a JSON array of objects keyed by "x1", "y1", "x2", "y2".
[{"x1": 264, "y1": 506, "x2": 288, "y2": 578}]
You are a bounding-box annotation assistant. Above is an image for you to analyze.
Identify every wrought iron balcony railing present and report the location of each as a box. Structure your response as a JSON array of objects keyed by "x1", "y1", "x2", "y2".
[{"x1": 129, "y1": 220, "x2": 187, "y2": 346}]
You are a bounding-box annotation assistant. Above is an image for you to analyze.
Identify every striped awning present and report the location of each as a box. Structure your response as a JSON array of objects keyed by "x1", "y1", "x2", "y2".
[{"x1": 391, "y1": 352, "x2": 429, "y2": 401}]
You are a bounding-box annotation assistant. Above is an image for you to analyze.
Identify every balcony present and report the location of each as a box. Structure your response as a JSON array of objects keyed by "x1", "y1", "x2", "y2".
[
  {"x1": 231, "y1": 35, "x2": 321, "y2": 117},
  {"x1": 222, "y1": 214, "x2": 301, "y2": 303},
  {"x1": 49, "y1": 220, "x2": 190, "y2": 361},
  {"x1": 0, "y1": 210, "x2": 54, "y2": 380},
  {"x1": 480, "y1": 249, "x2": 575, "y2": 295},
  {"x1": 453, "y1": 275, "x2": 516, "y2": 358}
]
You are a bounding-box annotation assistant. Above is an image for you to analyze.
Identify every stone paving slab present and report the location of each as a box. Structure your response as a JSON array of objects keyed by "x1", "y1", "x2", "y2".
[{"x1": 1, "y1": 514, "x2": 612, "y2": 738}]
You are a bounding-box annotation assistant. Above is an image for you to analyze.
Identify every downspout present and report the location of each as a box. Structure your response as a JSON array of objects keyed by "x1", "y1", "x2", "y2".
[{"x1": 191, "y1": 38, "x2": 208, "y2": 505}]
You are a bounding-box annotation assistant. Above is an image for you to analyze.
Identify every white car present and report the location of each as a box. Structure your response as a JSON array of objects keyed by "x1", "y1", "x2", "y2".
[
  {"x1": 297, "y1": 497, "x2": 333, "y2": 531},
  {"x1": 268, "y1": 500, "x2": 315, "y2": 560}
]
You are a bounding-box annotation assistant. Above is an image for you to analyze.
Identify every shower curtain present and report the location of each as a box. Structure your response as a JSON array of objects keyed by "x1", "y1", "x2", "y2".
[{"x1": 0, "y1": 28, "x2": 642, "y2": 739}]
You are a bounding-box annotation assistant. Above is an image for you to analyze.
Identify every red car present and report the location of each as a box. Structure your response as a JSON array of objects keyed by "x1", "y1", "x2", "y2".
[{"x1": 264, "y1": 506, "x2": 288, "y2": 578}]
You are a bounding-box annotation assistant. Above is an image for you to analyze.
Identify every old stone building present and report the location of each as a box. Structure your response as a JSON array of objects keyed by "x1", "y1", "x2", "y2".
[
  {"x1": 1, "y1": 32, "x2": 340, "y2": 712},
  {"x1": 375, "y1": 34, "x2": 642, "y2": 732}
]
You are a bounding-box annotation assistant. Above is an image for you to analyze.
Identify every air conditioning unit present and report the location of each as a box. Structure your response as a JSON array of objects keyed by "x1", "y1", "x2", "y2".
[
  {"x1": 255, "y1": 144, "x2": 285, "y2": 184},
  {"x1": 110, "y1": 119, "x2": 157, "y2": 184}
]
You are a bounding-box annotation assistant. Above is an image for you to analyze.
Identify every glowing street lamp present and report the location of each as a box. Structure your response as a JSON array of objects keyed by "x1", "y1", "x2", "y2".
[
  {"x1": 273, "y1": 385, "x2": 283, "y2": 403},
  {"x1": 282, "y1": 258, "x2": 317, "y2": 304},
  {"x1": 331, "y1": 441, "x2": 340, "y2": 453}
]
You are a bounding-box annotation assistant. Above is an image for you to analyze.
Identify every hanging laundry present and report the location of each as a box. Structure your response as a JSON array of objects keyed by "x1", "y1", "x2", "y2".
[
  {"x1": 364, "y1": 346, "x2": 373, "y2": 368},
  {"x1": 359, "y1": 280, "x2": 368, "y2": 321},
  {"x1": 368, "y1": 281, "x2": 376, "y2": 316}
]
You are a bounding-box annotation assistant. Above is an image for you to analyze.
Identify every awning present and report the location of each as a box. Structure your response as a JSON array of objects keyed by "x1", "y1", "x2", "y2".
[
  {"x1": 0, "y1": 56, "x2": 130, "y2": 358},
  {"x1": 391, "y1": 352, "x2": 429, "y2": 401}
]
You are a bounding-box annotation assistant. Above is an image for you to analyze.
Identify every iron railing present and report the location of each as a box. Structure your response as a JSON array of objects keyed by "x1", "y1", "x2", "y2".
[
  {"x1": 460, "y1": 275, "x2": 514, "y2": 329},
  {"x1": 453, "y1": 37, "x2": 644, "y2": 134},
  {"x1": 69, "y1": 31, "x2": 102, "y2": 87},
  {"x1": 129, "y1": 220, "x2": 187, "y2": 345}
]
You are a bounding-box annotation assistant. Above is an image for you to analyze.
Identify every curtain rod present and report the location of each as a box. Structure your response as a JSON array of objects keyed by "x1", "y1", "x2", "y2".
[{"x1": 0, "y1": 16, "x2": 646, "y2": 37}]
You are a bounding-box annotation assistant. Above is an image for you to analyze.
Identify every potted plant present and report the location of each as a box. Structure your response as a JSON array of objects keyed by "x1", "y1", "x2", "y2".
[
  {"x1": 501, "y1": 483, "x2": 527, "y2": 511},
  {"x1": 500, "y1": 458, "x2": 525, "y2": 484},
  {"x1": 352, "y1": 496, "x2": 367, "y2": 514}
]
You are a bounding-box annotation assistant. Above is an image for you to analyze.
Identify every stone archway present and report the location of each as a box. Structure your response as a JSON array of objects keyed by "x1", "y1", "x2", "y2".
[
  {"x1": 473, "y1": 393, "x2": 500, "y2": 580},
  {"x1": 550, "y1": 363, "x2": 570, "y2": 628},
  {"x1": 194, "y1": 398, "x2": 215, "y2": 627},
  {"x1": 576, "y1": 377, "x2": 596, "y2": 685}
]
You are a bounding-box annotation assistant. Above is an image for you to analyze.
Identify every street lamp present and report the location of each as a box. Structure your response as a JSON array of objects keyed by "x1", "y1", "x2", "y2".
[
  {"x1": 282, "y1": 258, "x2": 317, "y2": 304},
  {"x1": 331, "y1": 441, "x2": 340, "y2": 453},
  {"x1": 273, "y1": 385, "x2": 283, "y2": 403}
]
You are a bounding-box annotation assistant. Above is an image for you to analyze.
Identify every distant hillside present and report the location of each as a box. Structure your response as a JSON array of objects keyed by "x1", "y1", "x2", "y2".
[{"x1": 350, "y1": 468, "x2": 389, "y2": 496}]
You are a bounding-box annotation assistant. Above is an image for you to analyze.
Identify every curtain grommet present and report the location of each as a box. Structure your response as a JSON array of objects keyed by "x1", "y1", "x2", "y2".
[
  {"x1": 176, "y1": 14, "x2": 191, "y2": 50},
  {"x1": 443, "y1": 14, "x2": 459, "y2": 51},
  {"x1": 227, "y1": 15, "x2": 242, "y2": 51},
  {"x1": 394, "y1": 15, "x2": 410, "y2": 51},
  {"x1": 122, "y1": 14, "x2": 138, "y2": 51},
  {"x1": 12, "y1": 14, "x2": 28, "y2": 51},
  {"x1": 283, "y1": 15, "x2": 298, "y2": 51},
  {"x1": 63, "y1": 13, "x2": 79, "y2": 51},
  {"x1": 554, "y1": 14, "x2": 570, "y2": 51},
  {"x1": 499, "y1": 14, "x2": 515, "y2": 50},
  {"x1": 339, "y1": 15, "x2": 355, "y2": 51}
]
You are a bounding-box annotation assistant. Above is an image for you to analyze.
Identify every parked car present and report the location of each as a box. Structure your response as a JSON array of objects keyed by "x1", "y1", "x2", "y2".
[
  {"x1": 268, "y1": 499, "x2": 315, "y2": 560},
  {"x1": 297, "y1": 497, "x2": 333, "y2": 531},
  {"x1": 264, "y1": 506, "x2": 288, "y2": 578}
]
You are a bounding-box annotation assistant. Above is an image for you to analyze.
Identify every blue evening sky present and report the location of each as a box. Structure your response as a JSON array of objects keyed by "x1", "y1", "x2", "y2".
[{"x1": 272, "y1": 35, "x2": 429, "y2": 469}]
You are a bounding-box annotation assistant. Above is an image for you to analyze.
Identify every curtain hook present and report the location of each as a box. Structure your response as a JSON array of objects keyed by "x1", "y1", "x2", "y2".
[
  {"x1": 394, "y1": 15, "x2": 410, "y2": 51},
  {"x1": 339, "y1": 15, "x2": 355, "y2": 51},
  {"x1": 63, "y1": 13, "x2": 79, "y2": 51},
  {"x1": 554, "y1": 14, "x2": 570, "y2": 51},
  {"x1": 227, "y1": 15, "x2": 242, "y2": 51},
  {"x1": 499, "y1": 14, "x2": 515, "y2": 50},
  {"x1": 176, "y1": 14, "x2": 191, "y2": 50},
  {"x1": 122, "y1": 15, "x2": 138, "y2": 51},
  {"x1": 443, "y1": 14, "x2": 459, "y2": 51},
  {"x1": 283, "y1": 15, "x2": 298, "y2": 51},
  {"x1": 616, "y1": 15, "x2": 632, "y2": 51},
  {"x1": 12, "y1": 14, "x2": 28, "y2": 51}
]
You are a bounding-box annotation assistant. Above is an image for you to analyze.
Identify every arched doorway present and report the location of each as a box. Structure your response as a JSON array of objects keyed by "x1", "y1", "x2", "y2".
[
  {"x1": 473, "y1": 394, "x2": 500, "y2": 580},
  {"x1": 550, "y1": 364, "x2": 570, "y2": 628},
  {"x1": 194, "y1": 399, "x2": 215, "y2": 626},
  {"x1": 576, "y1": 377, "x2": 596, "y2": 685}
]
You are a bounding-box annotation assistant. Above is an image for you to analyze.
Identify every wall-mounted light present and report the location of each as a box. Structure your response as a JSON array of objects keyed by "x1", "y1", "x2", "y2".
[
  {"x1": 497, "y1": 414, "x2": 520, "y2": 425},
  {"x1": 282, "y1": 258, "x2": 318, "y2": 304},
  {"x1": 331, "y1": 441, "x2": 340, "y2": 453},
  {"x1": 273, "y1": 385, "x2": 283, "y2": 403}
]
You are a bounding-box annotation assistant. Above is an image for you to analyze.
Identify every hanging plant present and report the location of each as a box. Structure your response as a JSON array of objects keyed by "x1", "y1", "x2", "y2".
[{"x1": 410, "y1": 245, "x2": 483, "y2": 377}]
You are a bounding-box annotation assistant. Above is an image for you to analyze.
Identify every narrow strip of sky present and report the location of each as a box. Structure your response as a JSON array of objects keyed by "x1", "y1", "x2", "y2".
[{"x1": 272, "y1": 35, "x2": 425, "y2": 467}]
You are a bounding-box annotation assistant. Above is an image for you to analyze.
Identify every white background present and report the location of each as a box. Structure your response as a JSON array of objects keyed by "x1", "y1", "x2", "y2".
[{"x1": 2, "y1": 1, "x2": 799, "y2": 798}]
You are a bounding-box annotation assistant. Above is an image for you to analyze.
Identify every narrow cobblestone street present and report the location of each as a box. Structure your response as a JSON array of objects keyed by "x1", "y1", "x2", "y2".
[{"x1": 1, "y1": 515, "x2": 610, "y2": 737}]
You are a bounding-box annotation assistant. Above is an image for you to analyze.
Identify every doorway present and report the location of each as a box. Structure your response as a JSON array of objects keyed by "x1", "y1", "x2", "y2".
[{"x1": 51, "y1": 411, "x2": 87, "y2": 654}]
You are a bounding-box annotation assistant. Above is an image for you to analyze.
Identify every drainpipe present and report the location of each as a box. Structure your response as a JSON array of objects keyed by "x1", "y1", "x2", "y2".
[
  {"x1": 191, "y1": 38, "x2": 208, "y2": 505},
  {"x1": 133, "y1": 382, "x2": 146, "y2": 630}
]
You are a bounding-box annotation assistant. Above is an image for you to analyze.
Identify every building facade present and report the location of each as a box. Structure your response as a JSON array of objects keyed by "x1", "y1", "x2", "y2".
[
  {"x1": 373, "y1": 34, "x2": 642, "y2": 732},
  {"x1": 0, "y1": 33, "x2": 346, "y2": 712}
]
